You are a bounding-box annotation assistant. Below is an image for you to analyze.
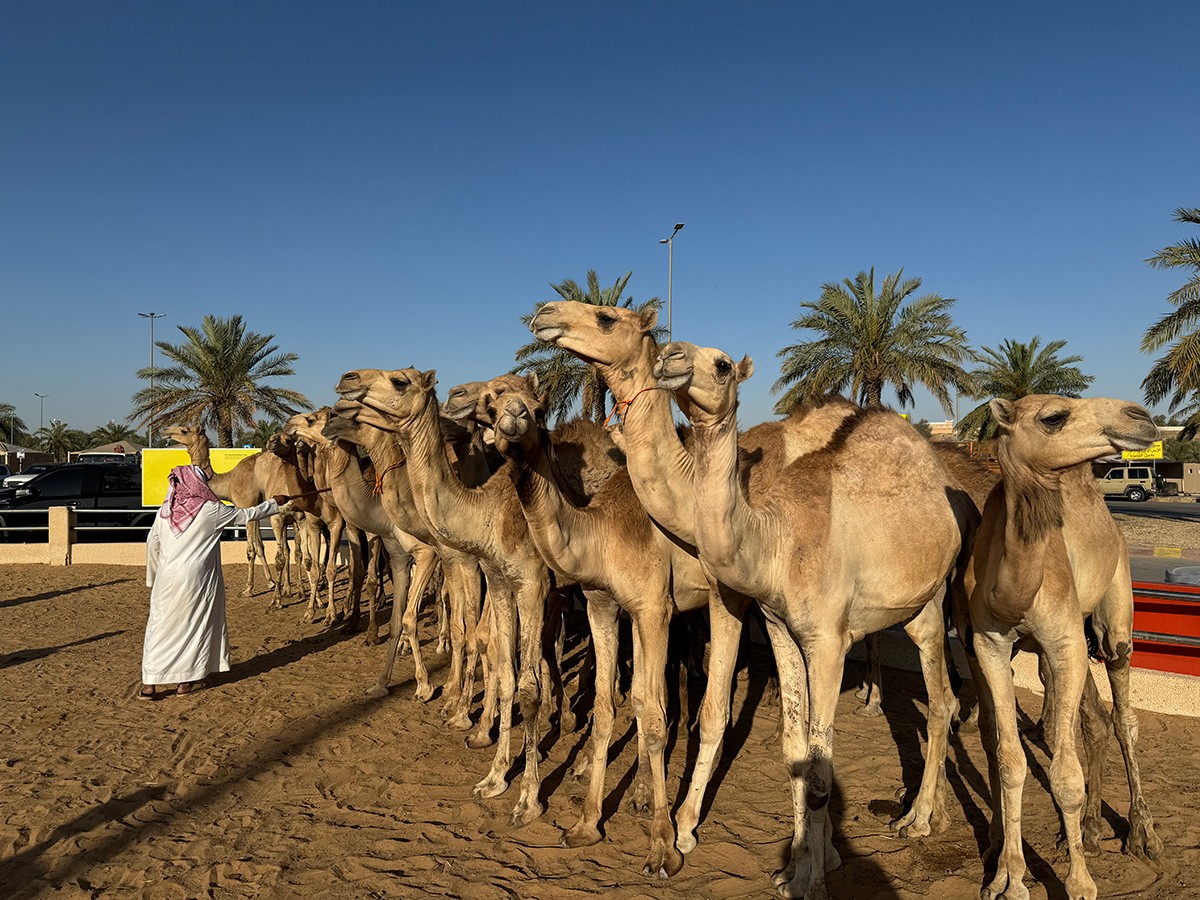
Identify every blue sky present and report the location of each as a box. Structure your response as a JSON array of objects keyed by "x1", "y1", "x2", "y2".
[{"x1": 3, "y1": 2, "x2": 1197, "y2": 439}]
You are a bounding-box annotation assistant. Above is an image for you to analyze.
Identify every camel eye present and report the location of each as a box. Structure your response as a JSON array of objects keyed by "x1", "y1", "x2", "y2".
[
  {"x1": 389, "y1": 376, "x2": 410, "y2": 391},
  {"x1": 597, "y1": 310, "x2": 619, "y2": 329},
  {"x1": 1040, "y1": 411, "x2": 1069, "y2": 432},
  {"x1": 715, "y1": 359, "x2": 732, "y2": 377}
]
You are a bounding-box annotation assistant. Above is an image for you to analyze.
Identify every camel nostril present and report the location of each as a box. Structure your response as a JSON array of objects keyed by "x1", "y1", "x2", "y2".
[{"x1": 1124, "y1": 406, "x2": 1153, "y2": 424}]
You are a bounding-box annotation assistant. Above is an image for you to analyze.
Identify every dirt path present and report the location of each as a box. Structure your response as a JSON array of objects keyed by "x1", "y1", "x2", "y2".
[{"x1": 0, "y1": 564, "x2": 1195, "y2": 898}]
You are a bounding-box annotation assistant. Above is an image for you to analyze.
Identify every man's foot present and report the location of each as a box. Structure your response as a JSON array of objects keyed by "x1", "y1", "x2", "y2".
[
  {"x1": 137, "y1": 685, "x2": 160, "y2": 701},
  {"x1": 176, "y1": 680, "x2": 208, "y2": 696}
]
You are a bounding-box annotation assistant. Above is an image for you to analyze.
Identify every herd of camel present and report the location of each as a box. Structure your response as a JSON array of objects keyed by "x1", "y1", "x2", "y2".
[{"x1": 161, "y1": 300, "x2": 1164, "y2": 900}]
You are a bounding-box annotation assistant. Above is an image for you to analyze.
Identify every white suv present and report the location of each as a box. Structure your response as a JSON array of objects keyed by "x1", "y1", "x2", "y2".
[{"x1": 1096, "y1": 466, "x2": 1155, "y2": 502}]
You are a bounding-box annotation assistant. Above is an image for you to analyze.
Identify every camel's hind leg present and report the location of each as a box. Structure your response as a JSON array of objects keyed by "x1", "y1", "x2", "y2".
[
  {"x1": 243, "y1": 519, "x2": 273, "y2": 597},
  {"x1": 853, "y1": 632, "x2": 884, "y2": 717},
  {"x1": 890, "y1": 595, "x2": 956, "y2": 838},
  {"x1": 1078, "y1": 667, "x2": 1108, "y2": 855},
  {"x1": 1092, "y1": 563, "x2": 1163, "y2": 860}
]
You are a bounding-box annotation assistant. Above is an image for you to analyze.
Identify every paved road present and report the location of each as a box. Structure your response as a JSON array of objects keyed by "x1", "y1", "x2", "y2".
[{"x1": 1107, "y1": 498, "x2": 1200, "y2": 520}]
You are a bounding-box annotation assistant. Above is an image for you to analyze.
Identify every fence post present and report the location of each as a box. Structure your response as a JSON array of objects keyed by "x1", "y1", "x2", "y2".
[{"x1": 48, "y1": 505, "x2": 75, "y2": 566}]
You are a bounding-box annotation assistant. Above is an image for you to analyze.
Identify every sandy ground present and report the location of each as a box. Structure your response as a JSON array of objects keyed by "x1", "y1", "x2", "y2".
[{"x1": 1, "y1": 564, "x2": 1197, "y2": 900}]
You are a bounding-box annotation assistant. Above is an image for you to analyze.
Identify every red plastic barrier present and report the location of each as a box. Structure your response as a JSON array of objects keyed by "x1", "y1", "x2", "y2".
[{"x1": 1131, "y1": 581, "x2": 1200, "y2": 677}]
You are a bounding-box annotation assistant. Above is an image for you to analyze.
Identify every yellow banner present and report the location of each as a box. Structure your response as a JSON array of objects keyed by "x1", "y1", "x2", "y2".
[
  {"x1": 1122, "y1": 441, "x2": 1164, "y2": 461},
  {"x1": 141, "y1": 447, "x2": 261, "y2": 507}
]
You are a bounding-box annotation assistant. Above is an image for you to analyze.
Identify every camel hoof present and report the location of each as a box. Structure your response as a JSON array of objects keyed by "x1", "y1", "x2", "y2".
[
  {"x1": 568, "y1": 758, "x2": 590, "y2": 782},
  {"x1": 362, "y1": 629, "x2": 382, "y2": 647},
  {"x1": 364, "y1": 685, "x2": 389, "y2": 700},
  {"x1": 675, "y1": 829, "x2": 698, "y2": 855},
  {"x1": 473, "y1": 773, "x2": 508, "y2": 800},
  {"x1": 1127, "y1": 817, "x2": 1163, "y2": 860},
  {"x1": 627, "y1": 788, "x2": 653, "y2": 818},
  {"x1": 641, "y1": 844, "x2": 684, "y2": 879},
  {"x1": 563, "y1": 823, "x2": 602, "y2": 848},
  {"x1": 413, "y1": 683, "x2": 435, "y2": 703},
  {"x1": 853, "y1": 702, "x2": 884, "y2": 718},
  {"x1": 982, "y1": 864, "x2": 1030, "y2": 900},
  {"x1": 446, "y1": 710, "x2": 473, "y2": 731},
  {"x1": 559, "y1": 710, "x2": 577, "y2": 734},
  {"x1": 465, "y1": 729, "x2": 494, "y2": 750},
  {"x1": 510, "y1": 797, "x2": 545, "y2": 827}
]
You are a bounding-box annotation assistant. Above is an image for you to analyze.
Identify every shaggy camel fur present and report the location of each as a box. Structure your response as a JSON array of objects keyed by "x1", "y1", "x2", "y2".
[
  {"x1": 163, "y1": 424, "x2": 310, "y2": 601},
  {"x1": 320, "y1": 406, "x2": 480, "y2": 715},
  {"x1": 528, "y1": 301, "x2": 917, "y2": 859},
  {"x1": 653, "y1": 342, "x2": 964, "y2": 900},
  {"x1": 336, "y1": 368, "x2": 552, "y2": 827},
  {"x1": 962, "y1": 396, "x2": 1162, "y2": 900},
  {"x1": 464, "y1": 374, "x2": 708, "y2": 876}
]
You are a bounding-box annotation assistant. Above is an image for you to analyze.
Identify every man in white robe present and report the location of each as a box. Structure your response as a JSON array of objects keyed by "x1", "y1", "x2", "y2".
[{"x1": 140, "y1": 464, "x2": 287, "y2": 699}]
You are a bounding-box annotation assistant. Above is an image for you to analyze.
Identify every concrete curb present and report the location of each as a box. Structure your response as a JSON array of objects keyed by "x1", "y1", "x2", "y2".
[{"x1": 1127, "y1": 544, "x2": 1200, "y2": 560}]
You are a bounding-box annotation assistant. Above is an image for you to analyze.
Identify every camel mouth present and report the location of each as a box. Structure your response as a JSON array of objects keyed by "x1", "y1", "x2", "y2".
[
  {"x1": 1105, "y1": 430, "x2": 1157, "y2": 453},
  {"x1": 441, "y1": 400, "x2": 474, "y2": 422},
  {"x1": 533, "y1": 325, "x2": 566, "y2": 344},
  {"x1": 337, "y1": 385, "x2": 368, "y2": 402}
]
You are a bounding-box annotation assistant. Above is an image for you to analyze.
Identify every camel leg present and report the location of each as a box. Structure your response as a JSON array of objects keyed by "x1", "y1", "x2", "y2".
[
  {"x1": 450, "y1": 562, "x2": 485, "y2": 730},
  {"x1": 341, "y1": 529, "x2": 366, "y2": 632},
  {"x1": 676, "y1": 586, "x2": 747, "y2": 854},
  {"x1": 1078, "y1": 668, "x2": 1108, "y2": 855},
  {"x1": 437, "y1": 582, "x2": 451, "y2": 655},
  {"x1": 438, "y1": 560, "x2": 471, "y2": 719},
  {"x1": 472, "y1": 586, "x2": 517, "y2": 802},
  {"x1": 853, "y1": 632, "x2": 884, "y2": 717},
  {"x1": 509, "y1": 573, "x2": 549, "y2": 826},
  {"x1": 780, "y1": 634, "x2": 848, "y2": 900},
  {"x1": 629, "y1": 607, "x2": 684, "y2": 878},
  {"x1": 301, "y1": 520, "x2": 322, "y2": 623},
  {"x1": 1093, "y1": 568, "x2": 1163, "y2": 860},
  {"x1": 397, "y1": 548, "x2": 437, "y2": 700},
  {"x1": 1040, "y1": 630, "x2": 1097, "y2": 900},
  {"x1": 321, "y1": 520, "x2": 346, "y2": 627},
  {"x1": 891, "y1": 596, "x2": 955, "y2": 837},
  {"x1": 467, "y1": 595, "x2": 500, "y2": 749},
  {"x1": 269, "y1": 516, "x2": 289, "y2": 608},
  {"x1": 974, "y1": 629, "x2": 1032, "y2": 900},
  {"x1": 563, "y1": 593, "x2": 619, "y2": 848}
]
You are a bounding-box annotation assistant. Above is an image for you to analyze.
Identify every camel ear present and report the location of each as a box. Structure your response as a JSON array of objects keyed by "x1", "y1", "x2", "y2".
[
  {"x1": 736, "y1": 356, "x2": 754, "y2": 382},
  {"x1": 537, "y1": 392, "x2": 550, "y2": 416},
  {"x1": 420, "y1": 369, "x2": 437, "y2": 390},
  {"x1": 527, "y1": 372, "x2": 539, "y2": 394},
  {"x1": 640, "y1": 307, "x2": 659, "y2": 333},
  {"x1": 990, "y1": 398, "x2": 1016, "y2": 428}
]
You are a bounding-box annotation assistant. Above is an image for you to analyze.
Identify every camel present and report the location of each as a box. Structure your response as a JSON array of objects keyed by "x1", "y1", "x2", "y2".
[
  {"x1": 335, "y1": 368, "x2": 554, "y2": 828},
  {"x1": 317, "y1": 405, "x2": 482, "y2": 716},
  {"x1": 651, "y1": 341, "x2": 964, "y2": 900},
  {"x1": 286, "y1": 408, "x2": 440, "y2": 655},
  {"x1": 453, "y1": 373, "x2": 714, "y2": 876},
  {"x1": 163, "y1": 424, "x2": 309, "y2": 600},
  {"x1": 962, "y1": 395, "x2": 1162, "y2": 900},
  {"x1": 527, "y1": 301, "x2": 928, "y2": 859}
]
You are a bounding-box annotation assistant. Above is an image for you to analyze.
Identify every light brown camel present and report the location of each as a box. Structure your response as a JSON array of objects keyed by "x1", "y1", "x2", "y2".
[
  {"x1": 319, "y1": 405, "x2": 482, "y2": 716},
  {"x1": 336, "y1": 368, "x2": 553, "y2": 827},
  {"x1": 962, "y1": 395, "x2": 1162, "y2": 900},
  {"x1": 163, "y1": 424, "x2": 307, "y2": 600},
  {"x1": 527, "y1": 301, "x2": 924, "y2": 858},
  {"x1": 286, "y1": 408, "x2": 439, "y2": 658},
  {"x1": 461, "y1": 373, "x2": 713, "y2": 876},
  {"x1": 652, "y1": 341, "x2": 963, "y2": 900}
]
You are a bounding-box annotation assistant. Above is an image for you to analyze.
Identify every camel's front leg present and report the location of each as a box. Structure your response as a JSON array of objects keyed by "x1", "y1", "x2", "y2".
[
  {"x1": 395, "y1": 547, "x2": 437, "y2": 700},
  {"x1": 510, "y1": 572, "x2": 549, "y2": 826},
  {"x1": 564, "y1": 593, "x2": 619, "y2": 848},
  {"x1": 1078, "y1": 668, "x2": 1108, "y2": 855},
  {"x1": 974, "y1": 630, "x2": 1031, "y2": 900},
  {"x1": 853, "y1": 632, "x2": 884, "y2": 717},
  {"x1": 243, "y1": 518, "x2": 271, "y2": 597},
  {"x1": 467, "y1": 595, "x2": 500, "y2": 749},
  {"x1": 1093, "y1": 572, "x2": 1163, "y2": 861},
  {"x1": 1040, "y1": 630, "x2": 1097, "y2": 900},
  {"x1": 340, "y1": 528, "x2": 366, "y2": 631},
  {"x1": 450, "y1": 561, "x2": 486, "y2": 730},
  {"x1": 676, "y1": 585, "x2": 748, "y2": 854},
  {"x1": 891, "y1": 596, "x2": 955, "y2": 837},
  {"x1": 630, "y1": 607, "x2": 683, "y2": 879},
  {"x1": 321, "y1": 519, "x2": 346, "y2": 627},
  {"x1": 269, "y1": 515, "x2": 290, "y2": 609},
  {"x1": 472, "y1": 586, "x2": 516, "y2": 802},
  {"x1": 438, "y1": 556, "x2": 475, "y2": 722}
]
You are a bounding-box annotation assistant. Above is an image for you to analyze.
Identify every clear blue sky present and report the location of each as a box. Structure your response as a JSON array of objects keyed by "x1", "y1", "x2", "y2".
[{"x1": 3, "y1": 2, "x2": 1197, "y2": 438}]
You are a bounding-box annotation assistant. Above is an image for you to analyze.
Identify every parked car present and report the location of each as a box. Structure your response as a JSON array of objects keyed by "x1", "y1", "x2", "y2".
[
  {"x1": 1096, "y1": 465, "x2": 1156, "y2": 502},
  {"x1": 0, "y1": 462, "x2": 152, "y2": 541},
  {"x1": 3, "y1": 462, "x2": 63, "y2": 489}
]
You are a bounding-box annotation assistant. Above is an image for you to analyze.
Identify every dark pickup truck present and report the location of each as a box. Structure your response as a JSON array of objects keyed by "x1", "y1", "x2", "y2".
[{"x1": 0, "y1": 462, "x2": 153, "y2": 541}]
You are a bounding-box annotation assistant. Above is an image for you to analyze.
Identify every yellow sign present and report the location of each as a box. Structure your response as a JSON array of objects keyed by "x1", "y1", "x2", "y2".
[
  {"x1": 1122, "y1": 441, "x2": 1164, "y2": 461},
  {"x1": 141, "y1": 447, "x2": 261, "y2": 507}
]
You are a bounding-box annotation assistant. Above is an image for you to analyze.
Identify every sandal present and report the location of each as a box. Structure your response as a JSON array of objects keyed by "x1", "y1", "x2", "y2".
[
  {"x1": 137, "y1": 686, "x2": 160, "y2": 701},
  {"x1": 176, "y1": 680, "x2": 208, "y2": 696}
]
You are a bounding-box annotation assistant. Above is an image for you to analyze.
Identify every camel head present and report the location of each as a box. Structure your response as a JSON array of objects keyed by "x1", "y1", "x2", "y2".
[
  {"x1": 162, "y1": 423, "x2": 210, "y2": 453},
  {"x1": 530, "y1": 301, "x2": 658, "y2": 371},
  {"x1": 487, "y1": 383, "x2": 551, "y2": 459},
  {"x1": 445, "y1": 373, "x2": 538, "y2": 428},
  {"x1": 323, "y1": 404, "x2": 370, "y2": 445},
  {"x1": 285, "y1": 408, "x2": 332, "y2": 449},
  {"x1": 991, "y1": 395, "x2": 1159, "y2": 475},
  {"x1": 654, "y1": 341, "x2": 754, "y2": 429},
  {"x1": 335, "y1": 367, "x2": 437, "y2": 434}
]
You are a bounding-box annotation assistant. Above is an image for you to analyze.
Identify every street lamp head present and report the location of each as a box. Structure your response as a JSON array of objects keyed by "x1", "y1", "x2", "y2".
[
  {"x1": 659, "y1": 238, "x2": 669, "y2": 244},
  {"x1": 674, "y1": 223, "x2": 684, "y2": 232}
]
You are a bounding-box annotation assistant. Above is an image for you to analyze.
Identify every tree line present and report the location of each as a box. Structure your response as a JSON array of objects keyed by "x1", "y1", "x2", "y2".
[{"x1": 3, "y1": 207, "x2": 1198, "y2": 461}]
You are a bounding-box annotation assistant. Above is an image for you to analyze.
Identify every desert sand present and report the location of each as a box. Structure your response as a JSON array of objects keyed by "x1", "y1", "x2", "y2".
[{"x1": 1, "y1": 563, "x2": 1197, "y2": 899}]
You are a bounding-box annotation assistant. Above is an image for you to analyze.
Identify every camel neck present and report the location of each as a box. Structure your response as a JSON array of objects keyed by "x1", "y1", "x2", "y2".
[
  {"x1": 594, "y1": 350, "x2": 698, "y2": 543},
  {"x1": 991, "y1": 445, "x2": 1063, "y2": 610}
]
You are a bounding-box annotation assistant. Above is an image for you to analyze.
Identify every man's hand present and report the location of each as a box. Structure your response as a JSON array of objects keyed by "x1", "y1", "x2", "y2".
[{"x1": 273, "y1": 494, "x2": 291, "y2": 507}]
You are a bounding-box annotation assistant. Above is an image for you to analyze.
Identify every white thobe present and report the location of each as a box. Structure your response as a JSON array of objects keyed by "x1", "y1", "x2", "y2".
[{"x1": 142, "y1": 498, "x2": 279, "y2": 685}]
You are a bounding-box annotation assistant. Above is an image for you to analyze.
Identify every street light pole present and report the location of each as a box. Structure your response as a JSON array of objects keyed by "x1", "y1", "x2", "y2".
[
  {"x1": 34, "y1": 393, "x2": 49, "y2": 434},
  {"x1": 659, "y1": 223, "x2": 684, "y2": 341},
  {"x1": 139, "y1": 312, "x2": 165, "y2": 448}
]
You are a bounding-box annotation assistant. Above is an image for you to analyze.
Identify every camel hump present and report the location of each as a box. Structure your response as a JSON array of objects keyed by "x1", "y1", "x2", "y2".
[{"x1": 549, "y1": 418, "x2": 626, "y2": 500}]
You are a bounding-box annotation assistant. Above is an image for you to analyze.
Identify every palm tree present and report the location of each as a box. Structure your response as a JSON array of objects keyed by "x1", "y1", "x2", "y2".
[
  {"x1": 236, "y1": 418, "x2": 284, "y2": 448},
  {"x1": 0, "y1": 403, "x2": 29, "y2": 445},
  {"x1": 34, "y1": 420, "x2": 89, "y2": 462},
  {"x1": 130, "y1": 315, "x2": 311, "y2": 447},
  {"x1": 90, "y1": 420, "x2": 143, "y2": 446},
  {"x1": 772, "y1": 268, "x2": 974, "y2": 415},
  {"x1": 956, "y1": 337, "x2": 1094, "y2": 441},
  {"x1": 513, "y1": 270, "x2": 665, "y2": 423},
  {"x1": 1141, "y1": 207, "x2": 1200, "y2": 436}
]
